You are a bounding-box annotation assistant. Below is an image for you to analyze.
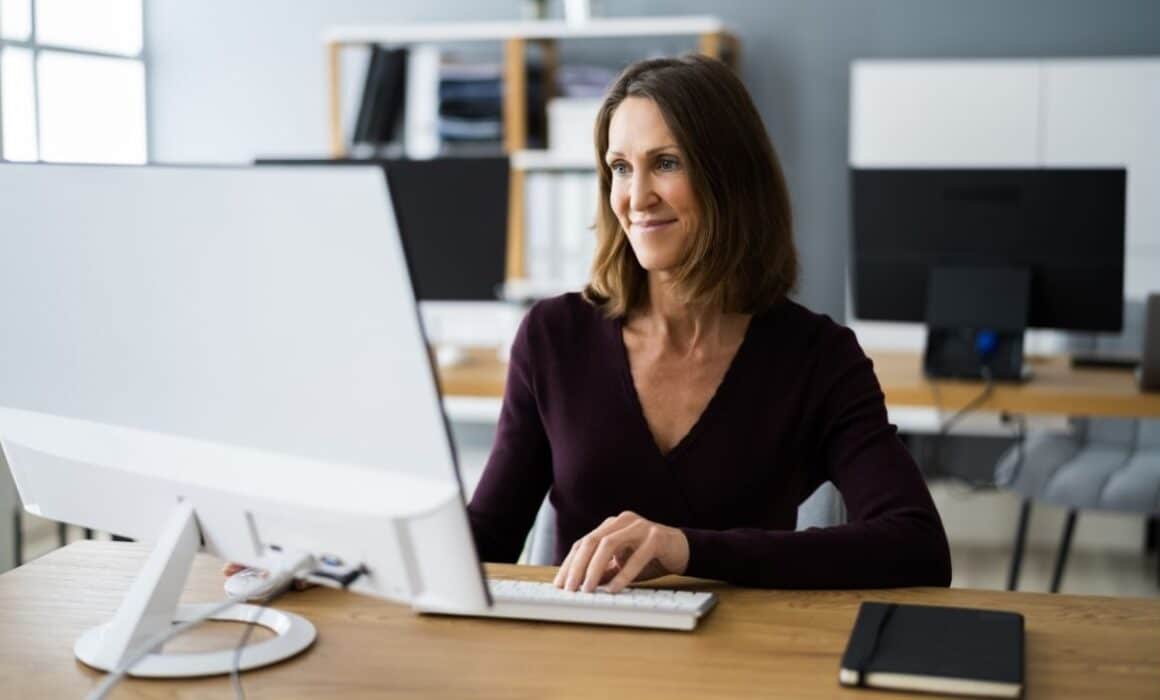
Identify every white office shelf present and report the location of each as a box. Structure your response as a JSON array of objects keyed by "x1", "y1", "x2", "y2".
[
  {"x1": 511, "y1": 150, "x2": 596, "y2": 171},
  {"x1": 324, "y1": 16, "x2": 727, "y2": 45}
]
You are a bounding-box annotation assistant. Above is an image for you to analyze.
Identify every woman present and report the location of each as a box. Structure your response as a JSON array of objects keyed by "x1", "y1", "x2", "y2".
[{"x1": 467, "y1": 54, "x2": 951, "y2": 593}]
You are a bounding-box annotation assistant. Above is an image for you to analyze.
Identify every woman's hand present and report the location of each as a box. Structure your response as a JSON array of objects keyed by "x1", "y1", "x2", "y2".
[
  {"x1": 222, "y1": 562, "x2": 247, "y2": 577},
  {"x1": 552, "y1": 511, "x2": 689, "y2": 593},
  {"x1": 221, "y1": 562, "x2": 315, "y2": 593}
]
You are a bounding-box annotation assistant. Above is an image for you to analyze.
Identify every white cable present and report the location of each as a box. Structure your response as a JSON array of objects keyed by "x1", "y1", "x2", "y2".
[
  {"x1": 87, "y1": 551, "x2": 315, "y2": 700},
  {"x1": 86, "y1": 595, "x2": 245, "y2": 700},
  {"x1": 229, "y1": 596, "x2": 271, "y2": 700}
]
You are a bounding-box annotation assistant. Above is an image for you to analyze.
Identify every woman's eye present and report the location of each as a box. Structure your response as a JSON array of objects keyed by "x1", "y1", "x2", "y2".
[
  {"x1": 610, "y1": 161, "x2": 629, "y2": 175},
  {"x1": 658, "y1": 157, "x2": 679, "y2": 171}
]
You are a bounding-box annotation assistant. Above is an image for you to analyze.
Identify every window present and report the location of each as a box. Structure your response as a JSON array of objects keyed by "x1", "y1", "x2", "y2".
[{"x1": 1, "y1": 0, "x2": 146, "y2": 163}]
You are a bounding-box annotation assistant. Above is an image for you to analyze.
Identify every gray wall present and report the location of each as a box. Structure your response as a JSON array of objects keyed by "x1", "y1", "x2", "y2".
[{"x1": 145, "y1": 0, "x2": 1160, "y2": 316}]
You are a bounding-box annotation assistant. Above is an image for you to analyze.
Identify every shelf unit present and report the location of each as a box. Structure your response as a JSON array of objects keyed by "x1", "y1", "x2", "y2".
[{"x1": 324, "y1": 16, "x2": 739, "y2": 283}]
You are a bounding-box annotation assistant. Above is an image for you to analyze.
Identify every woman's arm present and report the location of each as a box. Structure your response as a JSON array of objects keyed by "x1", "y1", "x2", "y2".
[
  {"x1": 466, "y1": 308, "x2": 553, "y2": 563},
  {"x1": 681, "y1": 328, "x2": 952, "y2": 589}
]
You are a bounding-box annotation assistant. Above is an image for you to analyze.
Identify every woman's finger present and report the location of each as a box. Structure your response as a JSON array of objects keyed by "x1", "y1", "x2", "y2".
[
  {"x1": 562, "y1": 534, "x2": 602, "y2": 591},
  {"x1": 553, "y1": 541, "x2": 580, "y2": 587},
  {"x1": 599, "y1": 555, "x2": 623, "y2": 585},
  {"x1": 605, "y1": 530, "x2": 661, "y2": 593},
  {"x1": 580, "y1": 528, "x2": 631, "y2": 592},
  {"x1": 221, "y1": 562, "x2": 246, "y2": 577},
  {"x1": 556, "y1": 512, "x2": 645, "y2": 590}
]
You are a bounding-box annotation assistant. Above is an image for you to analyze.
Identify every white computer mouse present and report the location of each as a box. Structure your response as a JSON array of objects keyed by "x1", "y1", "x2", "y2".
[{"x1": 224, "y1": 567, "x2": 289, "y2": 601}]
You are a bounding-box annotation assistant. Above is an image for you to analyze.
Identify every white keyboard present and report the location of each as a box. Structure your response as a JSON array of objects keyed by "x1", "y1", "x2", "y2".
[{"x1": 478, "y1": 579, "x2": 718, "y2": 631}]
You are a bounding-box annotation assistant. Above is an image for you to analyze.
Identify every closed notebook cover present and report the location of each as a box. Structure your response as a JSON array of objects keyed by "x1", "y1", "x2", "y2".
[{"x1": 839, "y1": 602, "x2": 1024, "y2": 698}]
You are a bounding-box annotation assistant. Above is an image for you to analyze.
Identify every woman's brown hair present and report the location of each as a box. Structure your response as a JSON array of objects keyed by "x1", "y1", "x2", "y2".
[{"x1": 583, "y1": 54, "x2": 798, "y2": 317}]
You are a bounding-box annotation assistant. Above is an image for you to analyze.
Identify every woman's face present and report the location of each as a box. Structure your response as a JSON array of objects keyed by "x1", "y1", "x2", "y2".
[{"x1": 606, "y1": 97, "x2": 701, "y2": 275}]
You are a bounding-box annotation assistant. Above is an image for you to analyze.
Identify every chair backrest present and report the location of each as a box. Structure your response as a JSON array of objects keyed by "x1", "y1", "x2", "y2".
[
  {"x1": 1136, "y1": 419, "x2": 1160, "y2": 448},
  {"x1": 1083, "y1": 418, "x2": 1139, "y2": 444},
  {"x1": 526, "y1": 496, "x2": 557, "y2": 566},
  {"x1": 795, "y1": 482, "x2": 848, "y2": 531},
  {"x1": 1080, "y1": 417, "x2": 1160, "y2": 448}
]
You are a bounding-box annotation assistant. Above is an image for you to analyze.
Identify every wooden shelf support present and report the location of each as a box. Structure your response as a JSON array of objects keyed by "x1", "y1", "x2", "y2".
[
  {"x1": 328, "y1": 41, "x2": 346, "y2": 157},
  {"x1": 698, "y1": 31, "x2": 741, "y2": 71}
]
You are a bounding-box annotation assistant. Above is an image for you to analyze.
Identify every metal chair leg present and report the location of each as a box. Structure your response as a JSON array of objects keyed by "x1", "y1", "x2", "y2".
[
  {"x1": 13, "y1": 510, "x2": 22, "y2": 568},
  {"x1": 1050, "y1": 510, "x2": 1078, "y2": 594},
  {"x1": 1007, "y1": 500, "x2": 1032, "y2": 591}
]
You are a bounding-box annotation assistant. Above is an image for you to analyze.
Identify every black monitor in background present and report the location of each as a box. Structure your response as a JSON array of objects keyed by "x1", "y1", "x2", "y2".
[
  {"x1": 255, "y1": 157, "x2": 509, "y2": 302},
  {"x1": 851, "y1": 168, "x2": 1126, "y2": 380}
]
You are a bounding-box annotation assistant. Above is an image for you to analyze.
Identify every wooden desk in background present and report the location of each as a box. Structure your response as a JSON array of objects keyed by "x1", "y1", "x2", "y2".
[
  {"x1": 437, "y1": 348, "x2": 1160, "y2": 418},
  {"x1": 1, "y1": 542, "x2": 1157, "y2": 699}
]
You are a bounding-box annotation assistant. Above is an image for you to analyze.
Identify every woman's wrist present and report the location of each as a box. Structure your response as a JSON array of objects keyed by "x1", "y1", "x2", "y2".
[{"x1": 666, "y1": 525, "x2": 690, "y2": 575}]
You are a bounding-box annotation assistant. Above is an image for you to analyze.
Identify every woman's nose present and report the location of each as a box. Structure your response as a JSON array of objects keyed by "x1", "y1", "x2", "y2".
[{"x1": 629, "y1": 174, "x2": 658, "y2": 211}]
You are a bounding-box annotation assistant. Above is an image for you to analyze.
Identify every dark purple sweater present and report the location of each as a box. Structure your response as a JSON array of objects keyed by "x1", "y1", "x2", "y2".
[{"x1": 467, "y1": 293, "x2": 952, "y2": 589}]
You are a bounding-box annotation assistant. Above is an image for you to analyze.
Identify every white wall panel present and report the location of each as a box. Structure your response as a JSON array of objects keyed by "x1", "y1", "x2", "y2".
[
  {"x1": 849, "y1": 60, "x2": 1041, "y2": 167},
  {"x1": 1125, "y1": 246, "x2": 1160, "y2": 301}
]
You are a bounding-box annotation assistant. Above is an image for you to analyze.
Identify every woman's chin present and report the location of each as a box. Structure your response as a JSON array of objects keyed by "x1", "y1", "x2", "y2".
[{"x1": 634, "y1": 256, "x2": 682, "y2": 275}]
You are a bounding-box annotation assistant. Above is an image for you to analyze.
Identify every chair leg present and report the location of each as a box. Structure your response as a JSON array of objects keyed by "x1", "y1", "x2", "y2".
[
  {"x1": 1050, "y1": 510, "x2": 1078, "y2": 594},
  {"x1": 1007, "y1": 500, "x2": 1032, "y2": 591},
  {"x1": 13, "y1": 510, "x2": 22, "y2": 568},
  {"x1": 1147, "y1": 517, "x2": 1158, "y2": 554}
]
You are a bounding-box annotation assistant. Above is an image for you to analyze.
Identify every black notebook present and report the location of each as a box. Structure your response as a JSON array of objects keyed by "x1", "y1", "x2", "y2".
[{"x1": 839, "y1": 602, "x2": 1024, "y2": 698}]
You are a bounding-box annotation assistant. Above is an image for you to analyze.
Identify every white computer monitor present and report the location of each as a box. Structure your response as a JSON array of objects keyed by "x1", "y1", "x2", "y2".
[{"x1": 0, "y1": 163, "x2": 489, "y2": 677}]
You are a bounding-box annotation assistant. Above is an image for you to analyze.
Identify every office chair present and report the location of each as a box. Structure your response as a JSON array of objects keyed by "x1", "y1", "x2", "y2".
[
  {"x1": 523, "y1": 482, "x2": 847, "y2": 566},
  {"x1": 996, "y1": 417, "x2": 1160, "y2": 592},
  {"x1": 995, "y1": 299, "x2": 1160, "y2": 592}
]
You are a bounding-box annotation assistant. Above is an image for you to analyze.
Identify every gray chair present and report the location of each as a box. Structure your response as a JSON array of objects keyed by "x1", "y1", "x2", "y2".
[
  {"x1": 995, "y1": 418, "x2": 1160, "y2": 592},
  {"x1": 995, "y1": 297, "x2": 1160, "y2": 592},
  {"x1": 524, "y1": 481, "x2": 847, "y2": 566}
]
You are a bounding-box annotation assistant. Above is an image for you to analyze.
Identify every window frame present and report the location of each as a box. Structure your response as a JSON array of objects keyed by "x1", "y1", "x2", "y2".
[{"x1": 0, "y1": 0, "x2": 149, "y2": 162}]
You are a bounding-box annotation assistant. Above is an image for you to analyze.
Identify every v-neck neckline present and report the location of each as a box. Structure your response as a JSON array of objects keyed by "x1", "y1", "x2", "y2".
[{"x1": 613, "y1": 311, "x2": 759, "y2": 463}]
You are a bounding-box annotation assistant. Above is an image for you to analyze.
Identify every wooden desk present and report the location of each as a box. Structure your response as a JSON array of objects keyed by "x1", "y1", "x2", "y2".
[
  {"x1": 2, "y1": 541, "x2": 1157, "y2": 699},
  {"x1": 437, "y1": 347, "x2": 1160, "y2": 418}
]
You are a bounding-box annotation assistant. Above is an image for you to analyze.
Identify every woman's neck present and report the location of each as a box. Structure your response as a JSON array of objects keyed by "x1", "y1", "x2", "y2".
[{"x1": 630, "y1": 272, "x2": 747, "y2": 356}]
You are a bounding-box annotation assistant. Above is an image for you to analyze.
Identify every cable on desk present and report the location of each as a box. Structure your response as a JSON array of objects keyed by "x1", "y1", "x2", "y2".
[
  {"x1": 88, "y1": 551, "x2": 320, "y2": 700},
  {"x1": 86, "y1": 595, "x2": 245, "y2": 700},
  {"x1": 230, "y1": 596, "x2": 272, "y2": 700},
  {"x1": 230, "y1": 563, "x2": 368, "y2": 699},
  {"x1": 927, "y1": 368, "x2": 998, "y2": 492},
  {"x1": 994, "y1": 411, "x2": 1028, "y2": 487}
]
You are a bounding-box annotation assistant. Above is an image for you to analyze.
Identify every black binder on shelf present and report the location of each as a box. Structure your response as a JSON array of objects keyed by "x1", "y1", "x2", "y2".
[
  {"x1": 839, "y1": 602, "x2": 1024, "y2": 698},
  {"x1": 353, "y1": 46, "x2": 408, "y2": 146}
]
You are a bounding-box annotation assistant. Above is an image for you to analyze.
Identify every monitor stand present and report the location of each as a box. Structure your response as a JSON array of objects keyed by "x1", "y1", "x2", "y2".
[
  {"x1": 74, "y1": 500, "x2": 316, "y2": 677},
  {"x1": 923, "y1": 266, "x2": 1031, "y2": 382}
]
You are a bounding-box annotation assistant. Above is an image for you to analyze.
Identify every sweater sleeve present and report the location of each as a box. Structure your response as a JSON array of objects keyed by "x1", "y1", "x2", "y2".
[
  {"x1": 466, "y1": 308, "x2": 553, "y2": 563},
  {"x1": 680, "y1": 327, "x2": 952, "y2": 589}
]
